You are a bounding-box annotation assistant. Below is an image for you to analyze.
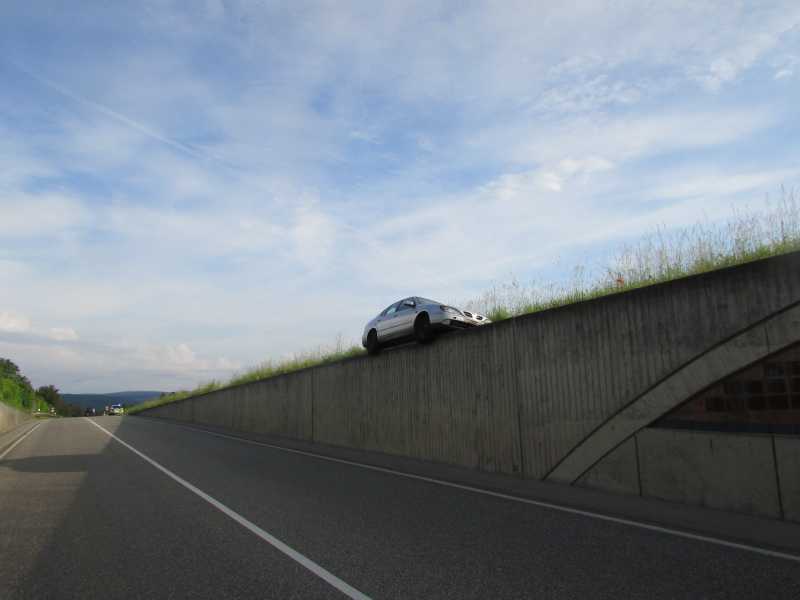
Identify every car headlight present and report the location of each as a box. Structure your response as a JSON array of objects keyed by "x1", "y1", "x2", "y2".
[{"x1": 440, "y1": 305, "x2": 460, "y2": 314}]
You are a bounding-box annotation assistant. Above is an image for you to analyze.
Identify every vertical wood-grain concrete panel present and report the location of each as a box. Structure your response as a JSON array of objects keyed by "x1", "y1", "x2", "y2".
[{"x1": 311, "y1": 323, "x2": 523, "y2": 473}]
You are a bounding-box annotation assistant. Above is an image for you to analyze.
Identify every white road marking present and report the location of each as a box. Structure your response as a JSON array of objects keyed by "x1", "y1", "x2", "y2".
[
  {"x1": 149, "y1": 417, "x2": 800, "y2": 565},
  {"x1": 0, "y1": 422, "x2": 41, "y2": 461},
  {"x1": 86, "y1": 418, "x2": 372, "y2": 600}
]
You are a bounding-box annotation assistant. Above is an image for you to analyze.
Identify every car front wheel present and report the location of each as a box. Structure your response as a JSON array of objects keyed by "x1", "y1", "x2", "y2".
[
  {"x1": 414, "y1": 313, "x2": 434, "y2": 344},
  {"x1": 366, "y1": 329, "x2": 381, "y2": 355}
]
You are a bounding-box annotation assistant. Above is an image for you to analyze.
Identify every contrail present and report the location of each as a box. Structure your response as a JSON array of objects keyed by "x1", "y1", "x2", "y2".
[{"x1": 10, "y1": 60, "x2": 207, "y2": 160}]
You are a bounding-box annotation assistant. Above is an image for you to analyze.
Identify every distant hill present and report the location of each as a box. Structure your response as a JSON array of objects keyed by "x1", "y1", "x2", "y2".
[{"x1": 61, "y1": 391, "x2": 163, "y2": 411}]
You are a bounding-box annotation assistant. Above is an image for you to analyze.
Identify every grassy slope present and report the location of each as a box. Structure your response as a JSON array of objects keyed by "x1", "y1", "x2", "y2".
[
  {"x1": 0, "y1": 377, "x2": 49, "y2": 413},
  {"x1": 128, "y1": 189, "x2": 800, "y2": 415}
]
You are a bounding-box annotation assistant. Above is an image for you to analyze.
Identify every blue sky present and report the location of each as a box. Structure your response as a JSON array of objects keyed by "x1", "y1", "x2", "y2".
[{"x1": 1, "y1": 1, "x2": 799, "y2": 393}]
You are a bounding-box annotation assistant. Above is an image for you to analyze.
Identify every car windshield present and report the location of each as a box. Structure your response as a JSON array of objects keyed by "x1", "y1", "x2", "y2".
[{"x1": 416, "y1": 298, "x2": 442, "y2": 306}]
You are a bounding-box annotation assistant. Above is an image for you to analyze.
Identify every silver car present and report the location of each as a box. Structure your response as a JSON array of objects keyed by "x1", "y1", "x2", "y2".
[{"x1": 362, "y1": 297, "x2": 491, "y2": 355}]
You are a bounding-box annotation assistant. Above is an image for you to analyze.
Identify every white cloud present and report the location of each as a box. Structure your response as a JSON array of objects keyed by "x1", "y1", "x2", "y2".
[
  {"x1": 0, "y1": 194, "x2": 90, "y2": 238},
  {"x1": 133, "y1": 342, "x2": 238, "y2": 373},
  {"x1": 349, "y1": 130, "x2": 379, "y2": 144},
  {"x1": 0, "y1": 310, "x2": 80, "y2": 342},
  {"x1": 48, "y1": 327, "x2": 79, "y2": 342},
  {"x1": 531, "y1": 74, "x2": 650, "y2": 115},
  {"x1": 0, "y1": 311, "x2": 31, "y2": 333},
  {"x1": 507, "y1": 108, "x2": 774, "y2": 167},
  {"x1": 289, "y1": 201, "x2": 338, "y2": 269},
  {"x1": 651, "y1": 169, "x2": 797, "y2": 201},
  {"x1": 691, "y1": 20, "x2": 800, "y2": 91},
  {"x1": 535, "y1": 157, "x2": 616, "y2": 191}
]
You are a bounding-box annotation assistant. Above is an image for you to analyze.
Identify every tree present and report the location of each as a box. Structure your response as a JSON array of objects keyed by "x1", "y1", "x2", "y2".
[
  {"x1": 0, "y1": 358, "x2": 33, "y2": 391},
  {"x1": 0, "y1": 358, "x2": 20, "y2": 378},
  {"x1": 36, "y1": 384, "x2": 71, "y2": 416},
  {"x1": 36, "y1": 384, "x2": 61, "y2": 406}
]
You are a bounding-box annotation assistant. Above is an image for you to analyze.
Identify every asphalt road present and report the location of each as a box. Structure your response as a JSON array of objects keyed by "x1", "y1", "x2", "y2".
[{"x1": 1, "y1": 416, "x2": 799, "y2": 599}]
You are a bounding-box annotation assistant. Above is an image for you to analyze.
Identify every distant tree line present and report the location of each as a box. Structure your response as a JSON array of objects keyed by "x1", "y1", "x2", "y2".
[{"x1": 0, "y1": 358, "x2": 82, "y2": 417}]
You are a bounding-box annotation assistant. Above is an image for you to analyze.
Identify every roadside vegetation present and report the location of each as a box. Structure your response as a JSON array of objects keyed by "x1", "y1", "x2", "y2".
[
  {"x1": 468, "y1": 188, "x2": 799, "y2": 321},
  {"x1": 128, "y1": 188, "x2": 799, "y2": 414},
  {"x1": 0, "y1": 359, "x2": 77, "y2": 416}
]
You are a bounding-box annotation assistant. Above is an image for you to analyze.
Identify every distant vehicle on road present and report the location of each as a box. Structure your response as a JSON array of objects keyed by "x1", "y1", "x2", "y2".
[
  {"x1": 362, "y1": 297, "x2": 490, "y2": 355},
  {"x1": 108, "y1": 404, "x2": 124, "y2": 416},
  {"x1": 84, "y1": 407, "x2": 96, "y2": 416}
]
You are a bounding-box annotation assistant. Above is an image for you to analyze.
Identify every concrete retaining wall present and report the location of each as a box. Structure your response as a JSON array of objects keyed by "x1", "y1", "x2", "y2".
[
  {"x1": 579, "y1": 428, "x2": 799, "y2": 522},
  {"x1": 0, "y1": 401, "x2": 32, "y2": 436},
  {"x1": 142, "y1": 252, "x2": 800, "y2": 520},
  {"x1": 548, "y1": 301, "x2": 800, "y2": 484},
  {"x1": 776, "y1": 437, "x2": 800, "y2": 522}
]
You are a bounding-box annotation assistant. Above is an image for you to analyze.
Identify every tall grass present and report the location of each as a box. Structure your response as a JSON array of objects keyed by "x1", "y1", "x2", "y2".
[
  {"x1": 129, "y1": 188, "x2": 799, "y2": 413},
  {"x1": 465, "y1": 188, "x2": 800, "y2": 321}
]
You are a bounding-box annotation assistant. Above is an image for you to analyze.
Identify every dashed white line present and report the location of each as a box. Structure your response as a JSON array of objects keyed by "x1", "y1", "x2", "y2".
[
  {"x1": 0, "y1": 422, "x2": 41, "y2": 461},
  {"x1": 149, "y1": 417, "x2": 800, "y2": 565},
  {"x1": 85, "y1": 418, "x2": 372, "y2": 600}
]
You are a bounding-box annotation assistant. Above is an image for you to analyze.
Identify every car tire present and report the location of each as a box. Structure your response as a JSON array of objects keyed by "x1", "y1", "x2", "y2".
[
  {"x1": 414, "y1": 313, "x2": 434, "y2": 344},
  {"x1": 366, "y1": 329, "x2": 381, "y2": 355}
]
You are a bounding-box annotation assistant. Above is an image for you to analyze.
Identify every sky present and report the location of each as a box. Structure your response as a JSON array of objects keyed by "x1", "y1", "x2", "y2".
[{"x1": 1, "y1": 1, "x2": 799, "y2": 393}]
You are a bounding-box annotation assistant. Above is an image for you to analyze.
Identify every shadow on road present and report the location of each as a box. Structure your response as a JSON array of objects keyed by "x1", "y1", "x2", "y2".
[
  {"x1": 2, "y1": 454, "x2": 107, "y2": 473},
  {"x1": 1, "y1": 416, "x2": 336, "y2": 600}
]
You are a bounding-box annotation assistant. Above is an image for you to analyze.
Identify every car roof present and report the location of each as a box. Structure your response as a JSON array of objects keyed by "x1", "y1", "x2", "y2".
[{"x1": 379, "y1": 296, "x2": 442, "y2": 316}]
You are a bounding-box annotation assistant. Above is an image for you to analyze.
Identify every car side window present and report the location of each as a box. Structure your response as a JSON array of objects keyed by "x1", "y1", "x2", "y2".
[
  {"x1": 381, "y1": 303, "x2": 399, "y2": 316},
  {"x1": 396, "y1": 299, "x2": 415, "y2": 312}
]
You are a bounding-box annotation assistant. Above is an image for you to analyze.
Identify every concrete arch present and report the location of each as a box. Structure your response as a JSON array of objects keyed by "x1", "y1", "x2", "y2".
[{"x1": 546, "y1": 301, "x2": 800, "y2": 485}]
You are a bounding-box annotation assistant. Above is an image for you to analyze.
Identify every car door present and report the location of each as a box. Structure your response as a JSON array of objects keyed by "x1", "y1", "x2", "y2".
[
  {"x1": 392, "y1": 298, "x2": 417, "y2": 338},
  {"x1": 376, "y1": 302, "x2": 400, "y2": 341}
]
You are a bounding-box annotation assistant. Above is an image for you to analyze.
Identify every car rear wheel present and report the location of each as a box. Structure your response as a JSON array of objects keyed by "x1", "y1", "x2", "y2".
[
  {"x1": 366, "y1": 329, "x2": 381, "y2": 355},
  {"x1": 414, "y1": 313, "x2": 434, "y2": 343}
]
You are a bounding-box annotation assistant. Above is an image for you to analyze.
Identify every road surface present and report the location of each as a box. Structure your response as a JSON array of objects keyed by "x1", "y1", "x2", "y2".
[{"x1": 1, "y1": 416, "x2": 798, "y2": 599}]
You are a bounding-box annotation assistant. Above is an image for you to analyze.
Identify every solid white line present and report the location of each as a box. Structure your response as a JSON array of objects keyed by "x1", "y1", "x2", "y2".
[
  {"x1": 153, "y1": 418, "x2": 800, "y2": 564},
  {"x1": 0, "y1": 422, "x2": 41, "y2": 461},
  {"x1": 85, "y1": 418, "x2": 371, "y2": 600}
]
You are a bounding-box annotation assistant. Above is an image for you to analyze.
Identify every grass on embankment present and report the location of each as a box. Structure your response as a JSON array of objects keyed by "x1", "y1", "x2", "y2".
[
  {"x1": 127, "y1": 344, "x2": 365, "y2": 414},
  {"x1": 469, "y1": 189, "x2": 800, "y2": 321},
  {"x1": 128, "y1": 188, "x2": 800, "y2": 414}
]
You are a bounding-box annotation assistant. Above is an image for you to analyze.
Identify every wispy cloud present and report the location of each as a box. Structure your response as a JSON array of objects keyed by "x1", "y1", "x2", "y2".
[{"x1": 10, "y1": 61, "x2": 204, "y2": 158}]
